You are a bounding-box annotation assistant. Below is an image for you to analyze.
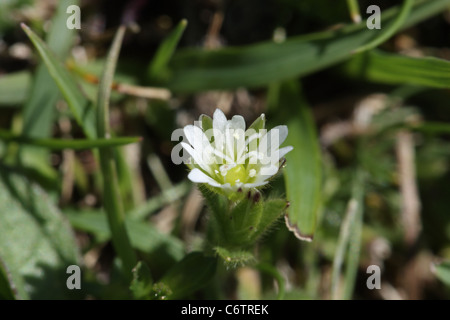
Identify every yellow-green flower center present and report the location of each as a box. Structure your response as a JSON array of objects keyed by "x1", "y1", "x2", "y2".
[{"x1": 223, "y1": 164, "x2": 246, "y2": 186}]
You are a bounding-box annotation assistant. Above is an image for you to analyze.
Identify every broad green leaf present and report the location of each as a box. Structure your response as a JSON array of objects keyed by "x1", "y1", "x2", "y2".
[
  {"x1": 0, "y1": 166, "x2": 80, "y2": 299},
  {"x1": 65, "y1": 210, "x2": 185, "y2": 261},
  {"x1": 130, "y1": 261, "x2": 153, "y2": 300},
  {"x1": 0, "y1": 129, "x2": 141, "y2": 150},
  {"x1": 434, "y1": 261, "x2": 450, "y2": 287},
  {"x1": 0, "y1": 71, "x2": 30, "y2": 106},
  {"x1": 147, "y1": 19, "x2": 188, "y2": 82},
  {"x1": 21, "y1": 23, "x2": 96, "y2": 139},
  {"x1": 273, "y1": 81, "x2": 322, "y2": 241},
  {"x1": 160, "y1": 252, "x2": 217, "y2": 299},
  {"x1": 342, "y1": 49, "x2": 450, "y2": 88},
  {"x1": 166, "y1": 0, "x2": 450, "y2": 92}
]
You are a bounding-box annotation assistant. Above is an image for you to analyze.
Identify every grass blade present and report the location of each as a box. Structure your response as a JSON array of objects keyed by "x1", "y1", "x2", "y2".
[
  {"x1": 96, "y1": 25, "x2": 137, "y2": 279},
  {"x1": 354, "y1": 0, "x2": 414, "y2": 53},
  {"x1": 0, "y1": 129, "x2": 141, "y2": 150},
  {"x1": 331, "y1": 170, "x2": 365, "y2": 300},
  {"x1": 342, "y1": 49, "x2": 450, "y2": 88},
  {"x1": 346, "y1": 0, "x2": 361, "y2": 23},
  {"x1": 21, "y1": 23, "x2": 96, "y2": 138},
  {"x1": 433, "y1": 261, "x2": 450, "y2": 287},
  {"x1": 0, "y1": 71, "x2": 31, "y2": 106},
  {"x1": 147, "y1": 19, "x2": 188, "y2": 82},
  {"x1": 167, "y1": 0, "x2": 449, "y2": 92}
]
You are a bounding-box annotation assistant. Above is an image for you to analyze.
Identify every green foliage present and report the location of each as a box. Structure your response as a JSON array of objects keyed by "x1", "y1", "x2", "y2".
[
  {"x1": 157, "y1": 252, "x2": 217, "y2": 299},
  {"x1": 271, "y1": 81, "x2": 322, "y2": 241},
  {"x1": 166, "y1": 0, "x2": 449, "y2": 92},
  {"x1": 1, "y1": 0, "x2": 450, "y2": 301},
  {"x1": 130, "y1": 261, "x2": 153, "y2": 300},
  {"x1": 0, "y1": 71, "x2": 30, "y2": 106},
  {"x1": 434, "y1": 261, "x2": 450, "y2": 287},
  {"x1": 342, "y1": 49, "x2": 450, "y2": 88},
  {"x1": 0, "y1": 166, "x2": 80, "y2": 299}
]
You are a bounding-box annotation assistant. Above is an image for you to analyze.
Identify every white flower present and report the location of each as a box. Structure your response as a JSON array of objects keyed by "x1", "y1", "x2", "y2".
[{"x1": 180, "y1": 109, "x2": 293, "y2": 194}]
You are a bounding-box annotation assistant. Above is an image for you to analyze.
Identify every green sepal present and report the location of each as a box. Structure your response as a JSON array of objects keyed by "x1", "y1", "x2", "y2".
[{"x1": 214, "y1": 246, "x2": 255, "y2": 269}]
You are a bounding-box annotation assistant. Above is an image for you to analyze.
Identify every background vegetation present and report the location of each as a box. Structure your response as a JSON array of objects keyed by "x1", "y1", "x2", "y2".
[{"x1": 1, "y1": 0, "x2": 450, "y2": 299}]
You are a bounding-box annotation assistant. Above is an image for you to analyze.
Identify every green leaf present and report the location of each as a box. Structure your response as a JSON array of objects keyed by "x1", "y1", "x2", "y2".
[
  {"x1": 433, "y1": 261, "x2": 450, "y2": 287},
  {"x1": 0, "y1": 257, "x2": 17, "y2": 299},
  {"x1": 130, "y1": 261, "x2": 153, "y2": 300},
  {"x1": 214, "y1": 247, "x2": 255, "y2": 269},
  {"x1": 0, "y1": 166, "x2": 80, "y2": 299},
  {"x1": 354, "y1": 0, "x2": 414, "y2": 53},
  {"x1": 147, "y1": 19, "x2": 188, "y2": 82},
  {"x1": 342, "y1": 49, "x2": 450, "y2": 89},
  {"x1": 0, "y1": 129, "x2": 141, "y2": 150},
  {"x1": 19, "y1": 0, "x2": 80, "y2": 186},
  {"x1": 166, "y1": 0, "x2": 450, "y2": 92},
  {"x1": 21, "y1": 23, "x2": 96, "y2": 139},
  {"x1": 274, "y1": 81, "x2": 322, "y2": 241},
  {"x1": 331, "y1": 170, "x2": 365, "y2": 300},
  {"x1": 251, "y1": 198, "x2": 287, "y2": 242},
  {"x1": 0, "y1": 71, "x2": 31, "y2": 106},
  {"x1": 128, "y1": 181, "x2": 191, "y2": 220},
  {"x1": 160, "y1": 252, "x2": 217, "y2": 299},
  {"x1": 95, "y1": 25, "x2": 137, "y2": 278},
  {"x1": 65, "y1": 210, "x2": 185, "y2": 261}
]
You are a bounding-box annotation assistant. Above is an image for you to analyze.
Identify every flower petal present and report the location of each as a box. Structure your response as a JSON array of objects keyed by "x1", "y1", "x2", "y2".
[
  {"x1": 230, "y1": 115, "x2": 246, "y2": 131},
  {"x1": 213, "y1": 109, "x2": 227, "y2": 132},
  {"x1": 181, "y1": 142, "x2": 213, "y2": 174},
  {"x1": 188, "y1": 168, "x2": 221, "y2": 187},
  {"x1": 277, "y1": 146, "x2": 293, "y2": 159},
  {"x1": 243, "y1": 181, "x2": 269, "y2": 188}
]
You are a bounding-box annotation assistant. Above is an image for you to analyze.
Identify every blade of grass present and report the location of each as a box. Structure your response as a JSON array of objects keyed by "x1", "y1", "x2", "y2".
[
  {"x1": 411, "y1": 122, "x2": 450, "y2": 134},
  {"x1": 354, "y1": 0, "x2": 414, "y2": 53},
  {"x1": 331, "y1": 170, "x2": 365, "y2": 300},
  {"x1": 96, "y1": 25, "x2": 137, "y2": 278},
  {"x1": 21, "y1": 23, "x2": 96, "y2": 139},
  {"x1": 346, "y1": 0, "x2": 361, "y2": 23},
  {"x1": 0, "y1": 71, "x2": 31, "y2": 106},
  {"x1": 167, "y1": 0, "x2": 448, "y2": 92},
  {"x1": 147, "y1": 19, "x2": 188, "y2": 82},
  {"x1": 0, "y1": 129, "x2": 141, "y2": 150},
  {"x1": 65, "y1": 210, "x2": 185, "y2": 261},
  {"x1": 127, "y1": 181, "x2": 191, "y2": 220},
  {"x1": 18, "y1": 0, "x2": 79, "y2": 184},
  {"x1": 342, "y1": 49, "x2": 450, "y2": 89}
]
